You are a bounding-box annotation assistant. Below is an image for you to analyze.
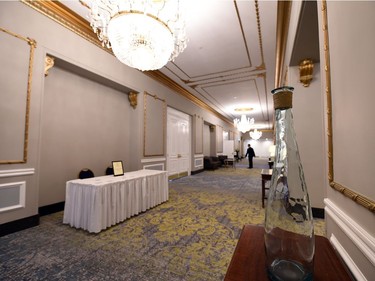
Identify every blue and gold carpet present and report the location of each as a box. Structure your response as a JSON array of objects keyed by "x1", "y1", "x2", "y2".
[{"x1": 0, "y1": 168, "x2": 325, "y2": 280}]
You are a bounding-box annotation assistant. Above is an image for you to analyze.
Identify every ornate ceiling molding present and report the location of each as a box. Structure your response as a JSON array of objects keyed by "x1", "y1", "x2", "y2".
[{"x1": 21, "y1": 0, "x2": 233, "y2": 126}]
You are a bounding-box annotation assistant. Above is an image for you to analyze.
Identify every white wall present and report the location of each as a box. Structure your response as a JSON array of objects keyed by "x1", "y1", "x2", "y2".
[
  {"x1": 288, "y1": 65, "x2": 325, "y2": 209},
  {"x1": 317, "y1": 1, "x2": 375, "y2": 280},
  {"x1": 243, "y1": 139, "x2": 274, "y2": 159},
  {"x1": 203, "y1": 124, "x2": 211, "y2": 156},
  {"x1": 223, "y1": 140, "x2": 235, "y2": 158}
]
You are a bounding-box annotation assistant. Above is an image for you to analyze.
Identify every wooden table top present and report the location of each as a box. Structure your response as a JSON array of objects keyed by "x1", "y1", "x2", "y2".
[{"x1": 224, "y1": 225, "x2": 354, "y2": 281}]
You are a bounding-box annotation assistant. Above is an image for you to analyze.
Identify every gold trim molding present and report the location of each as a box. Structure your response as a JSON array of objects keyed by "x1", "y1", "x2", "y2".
[
  {"x1": 0, "y1": 27, "x2": 36, "y2": 164},
  {"x1": 144, "y1": 70, "x2": 234, "y2": 127},
  {"x1": 22, "y1": 0, "x2": 233, "y2": 126},
  {"x1": 143, "y1": 92, "x2": 166, "y2": 157},
  {"x1": 275, "y1": 0, "x2": 292, "y2": 88},
  {"x1": 321, "y1": 0, "x2": 374, "y2": 213},
  {"x1": 21, "y1": 0, "x2": 102, "y2": 49}
]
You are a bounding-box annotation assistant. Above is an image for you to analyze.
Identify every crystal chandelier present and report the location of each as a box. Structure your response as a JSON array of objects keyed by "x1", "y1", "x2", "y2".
[
  {"x1": 89, "y1": 0, "x2": 187, "y2": 71},
  {"x1": 249, "y1": 128, "x2": 262, "y2": 140},
  {"x1": 234, "y1": 115, "x2": 254, "y2": 133}
]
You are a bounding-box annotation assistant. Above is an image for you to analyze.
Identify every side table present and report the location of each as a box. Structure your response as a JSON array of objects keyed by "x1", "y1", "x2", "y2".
[
  {"x1": 261, "y1": 169, "x2": 272, "y2": 208},
  {"x1": 224, "y1": 225, "x2": 353, "y2": 281}
]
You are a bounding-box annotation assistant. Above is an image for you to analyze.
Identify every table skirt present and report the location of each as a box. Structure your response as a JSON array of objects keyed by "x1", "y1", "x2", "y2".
[{"x1": 63, "y1": 170, "x2": 168, "y2": 233}]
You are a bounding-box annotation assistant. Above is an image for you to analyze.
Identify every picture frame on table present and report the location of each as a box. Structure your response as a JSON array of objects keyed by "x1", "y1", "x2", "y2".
[{"x1": 112, "y1": 160, "x2": 124, "y2": 176}]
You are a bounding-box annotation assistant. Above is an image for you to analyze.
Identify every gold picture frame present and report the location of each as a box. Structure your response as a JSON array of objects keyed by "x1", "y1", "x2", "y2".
[
  {"x1": 112, "y1": 161, "x2": 124, "y2": 177},
  {"x1": 321, "y1": 0, "x2": 374, "y2": 213},
  {"x1": 0, "y1": 27, "x2": 36, "y2": 164}
]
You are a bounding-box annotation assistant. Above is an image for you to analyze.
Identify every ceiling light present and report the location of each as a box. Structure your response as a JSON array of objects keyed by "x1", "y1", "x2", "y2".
[
  {"x1": 89, "y1": 0, "x2": 187, "y2": 71},
  {"x1": 234, "y1": 107, "x2": 253, "y2": 113},
  {"x1": 249, "y1": 128, "x2": 262, "y2": 140},
  {"x1": 234, "y1": 115, "x2": 254, "y2": 133}
]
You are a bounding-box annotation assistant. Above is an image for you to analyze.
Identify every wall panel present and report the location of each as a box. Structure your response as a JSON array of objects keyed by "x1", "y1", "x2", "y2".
[{"x1": 39, "y1": 64, "x2": 131, "y2": 206}]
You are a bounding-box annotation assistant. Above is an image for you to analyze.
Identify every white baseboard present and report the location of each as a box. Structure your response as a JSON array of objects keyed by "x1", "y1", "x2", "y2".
[
  {"x1": 330, "y1": 234, "x2": 367, "y2": 281},
  {"x1": 324, "y1": 198, "x2": 375, "y2": 280}
]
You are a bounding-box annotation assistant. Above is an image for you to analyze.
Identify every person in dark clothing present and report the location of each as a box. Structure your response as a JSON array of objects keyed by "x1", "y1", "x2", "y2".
[{"x1": 245, "y1": 144, "x2": 256, "y2": 168}]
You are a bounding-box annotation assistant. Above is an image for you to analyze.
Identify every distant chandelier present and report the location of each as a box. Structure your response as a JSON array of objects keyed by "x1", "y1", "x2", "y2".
[
  {"x1": 89, "y1": 0, "x2": 187, "y2": 71},
  {"x1": 234, "y1": 115, "x2": 254, "y2": 133},
  {"x1": 249, "y1": 128, "x2": 262, "y2": 140}
]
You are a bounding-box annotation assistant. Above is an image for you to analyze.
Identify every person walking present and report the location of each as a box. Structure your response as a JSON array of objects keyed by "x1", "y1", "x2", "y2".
[{"x1": 245, "y1": 144, "x2": 256, "y2": 169}]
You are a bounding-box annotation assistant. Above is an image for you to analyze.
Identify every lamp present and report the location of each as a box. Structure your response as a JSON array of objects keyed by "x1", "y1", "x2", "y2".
[
  {"x1": 249, "y1": 129, "x2": 262, "y2": 140},
  {"x1": 234, "y1": 115, "x2": 254, "y2": 133},
  {"x1": 89, "y1": 0, "x2": 187, "y2": 71}
]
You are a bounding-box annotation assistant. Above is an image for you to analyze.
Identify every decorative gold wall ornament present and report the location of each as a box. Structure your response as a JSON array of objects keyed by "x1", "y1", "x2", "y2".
[
  {"x1": 44, "y1": 55, "x2": 55, "y2": 77},
  {"x1": 0, "y1": 27, "x2": 36, "y2": 164},
  {"x1": 128, "y1": 91, "x2": 138, "y2": 109},
  {"x1": 321, "y1": 0, "x2": 374, "y2": 213},
  {"x1": 299, "y1": 59, "x2": 314, "y2": 87}
]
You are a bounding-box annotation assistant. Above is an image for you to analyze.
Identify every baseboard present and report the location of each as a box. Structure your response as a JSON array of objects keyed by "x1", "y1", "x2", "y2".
[
  {"x1": 39, "y1": 202, "x2": 65, "y2": 216},
  {"x1": 312, "y1": 207, "x2": 324, "y2": 219},
  {"x1": 0, "y1": 215, "x2": 39, "y2": 237},
  {"x1": 324, "y1": 198, "x2": 375, "y2": 271},
  {"x1": 330, "y1": 234, "x2": 366, "y2": 281},
  {"x1": 191, "y1": 169, "x2": 204, "y2": 175}
]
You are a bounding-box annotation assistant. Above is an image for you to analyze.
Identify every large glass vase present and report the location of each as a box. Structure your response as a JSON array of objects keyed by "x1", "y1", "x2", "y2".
[{"x1": 264, "y1": 86, "x2": 315, "y2": 281}]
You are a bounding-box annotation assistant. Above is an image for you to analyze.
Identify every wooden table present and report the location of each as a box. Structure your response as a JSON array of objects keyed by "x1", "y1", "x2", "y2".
[
  {"x1": 261, "y1": 169, "x2": 272, "y2": 208},
  {"x1": 224, "y1": 225, "x2": 354, "y2": 281}
]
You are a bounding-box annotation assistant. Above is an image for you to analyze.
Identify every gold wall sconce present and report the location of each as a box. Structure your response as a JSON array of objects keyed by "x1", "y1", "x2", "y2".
[
  {"x1": 128, "y1": 91, "x2": 138, "y2": 109},
  {"x1": 299, "y1": 59, "x2": 314, "y2": 87}
]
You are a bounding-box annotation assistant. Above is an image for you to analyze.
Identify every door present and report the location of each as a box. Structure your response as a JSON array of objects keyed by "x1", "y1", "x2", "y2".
[{"x1": 167, "y1": 107, "x2": 191, "y2": 180}]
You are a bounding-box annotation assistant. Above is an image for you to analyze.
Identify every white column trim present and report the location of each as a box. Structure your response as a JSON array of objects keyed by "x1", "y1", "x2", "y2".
[
  {"x1": 141, "y1": 158, "x2": 166, "y2": 163},
  {"x1": 0, "y1": 181, "x2": 26, "y2": 213}
]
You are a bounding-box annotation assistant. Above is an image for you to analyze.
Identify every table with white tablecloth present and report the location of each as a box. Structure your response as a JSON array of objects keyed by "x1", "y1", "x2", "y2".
[{"x1": 63, "y1": 169, "x2": 168, "y2": 233}]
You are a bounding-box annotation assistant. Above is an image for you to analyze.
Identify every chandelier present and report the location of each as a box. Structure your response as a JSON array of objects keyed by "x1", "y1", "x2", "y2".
[
  {"x1": 234, "y1": 115, "x2": 254, "y2": 133},
  {"x1": 89, "y1": 0, "x2": 187, "y2": 71},
  {"x1": 249, "y1": 128, "x2": 262, "y2": 140}
]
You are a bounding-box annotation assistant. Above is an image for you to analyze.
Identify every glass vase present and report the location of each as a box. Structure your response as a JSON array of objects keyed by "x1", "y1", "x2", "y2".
[{"x1": 264, "y1": 86, "x2": 315, "y2": 281}]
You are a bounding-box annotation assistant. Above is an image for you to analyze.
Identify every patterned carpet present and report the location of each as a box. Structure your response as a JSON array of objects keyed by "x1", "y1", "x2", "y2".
[{"x1": 0, "y1": 166, "x2": 325, "y2": 281}]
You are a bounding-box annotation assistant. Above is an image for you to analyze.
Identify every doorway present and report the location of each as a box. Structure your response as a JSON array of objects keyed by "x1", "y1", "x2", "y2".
[{"x1": 167, "y1": 107, "x2": 191, "y2": 180}]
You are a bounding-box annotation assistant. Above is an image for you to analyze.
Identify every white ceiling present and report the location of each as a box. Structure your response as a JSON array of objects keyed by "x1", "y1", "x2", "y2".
[{"x1": 60, "y1": 0, "x2": 278, "y2": 130}]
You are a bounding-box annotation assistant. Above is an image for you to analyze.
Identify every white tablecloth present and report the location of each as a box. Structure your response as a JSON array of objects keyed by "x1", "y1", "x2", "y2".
[{"x1": 63, "y1": 169, "x2": 168, "y2": 233}]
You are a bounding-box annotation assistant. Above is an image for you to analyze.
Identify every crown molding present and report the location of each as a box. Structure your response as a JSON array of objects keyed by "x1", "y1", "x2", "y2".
[{"x1": 21, "y1": 0, "x2": 233, "y2": 126}]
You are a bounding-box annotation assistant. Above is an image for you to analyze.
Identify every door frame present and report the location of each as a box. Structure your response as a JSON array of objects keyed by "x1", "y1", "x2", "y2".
[{"x1": 166, "y1": 107, "x2": 191, "y2": 179}]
